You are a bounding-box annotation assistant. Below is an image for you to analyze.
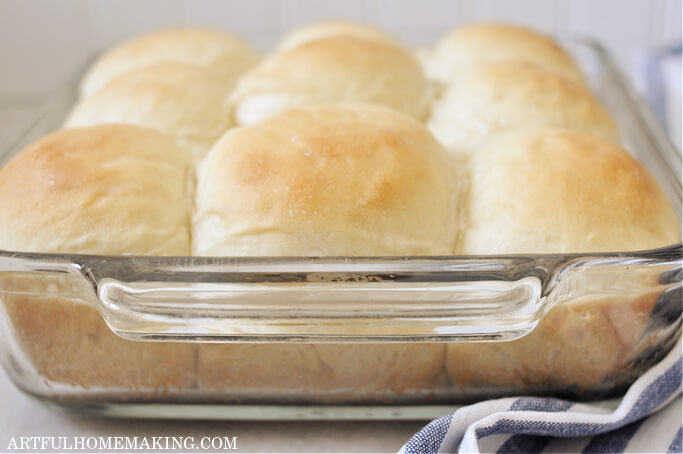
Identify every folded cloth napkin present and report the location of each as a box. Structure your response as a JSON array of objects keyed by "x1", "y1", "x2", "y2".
[{"x1": 401, "y1": 336, "x2": 682, "y2": 454}]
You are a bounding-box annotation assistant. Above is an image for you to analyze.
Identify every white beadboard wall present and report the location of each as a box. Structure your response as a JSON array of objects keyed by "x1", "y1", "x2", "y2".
[{"x1": 0, "y1": 0, "x2": 680, "y2": 97}]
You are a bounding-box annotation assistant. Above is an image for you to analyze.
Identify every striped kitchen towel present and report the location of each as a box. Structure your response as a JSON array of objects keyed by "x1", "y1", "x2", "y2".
[{"x1": 401, "y1": 336, "x2": 682, "y2": 454}]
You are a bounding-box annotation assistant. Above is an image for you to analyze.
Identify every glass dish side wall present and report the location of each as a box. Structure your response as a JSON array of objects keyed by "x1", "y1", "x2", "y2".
[
  {"x1": 0, "y1": 37, "x2": 680, "y2": 416},
  {"x1": 0, "y1": 248, "x2": 680, "y2": 406}
]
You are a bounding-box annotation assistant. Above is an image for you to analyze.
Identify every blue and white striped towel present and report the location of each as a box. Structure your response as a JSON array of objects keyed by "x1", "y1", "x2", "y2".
[{"x1": 401, "y1": 336, "x2": 682, "y2": 454}]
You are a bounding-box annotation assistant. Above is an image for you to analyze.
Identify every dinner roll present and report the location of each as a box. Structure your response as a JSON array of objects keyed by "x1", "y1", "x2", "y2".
[
  {"x1": 462, "y1": 129, "x2": 679, "y2": 254},
  {"x1": 65, "y1": 63, "x2": 234, "y2": 160},
  {"x1": 277, "y1": 20, "x2": 396, "y2": 50},
  {"x1": 230, "y1": 36, "x2": 431, "y2": 125},
  {"x1": 194, "y1": 104, "x2": 455, "y2": 398},
  {"x1": 447, "y1": 129, "x2": 680, "y2": 394},
  {"x1": 80, "y1": 28, "x2": 258, "y2": 97},
  {"x1": 0, "y1": 124, "x2": 192, "y2": 255},
  {"x1": 0, "y1": 124, "x2": 194, "y2": 391},
  {"x1": 193, "y1": 103, "x2": 461, "y2": 256},
  {"x1": 427, "y1": 23, "x2": 585, "y2": 85},
  {"x1": 428, "y1": 62, "x2": 619, "y2": 151}
]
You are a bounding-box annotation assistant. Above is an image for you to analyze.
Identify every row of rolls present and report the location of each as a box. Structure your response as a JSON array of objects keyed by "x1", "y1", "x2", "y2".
[
  {"x1": 0, "y1": 21, "x2": 679, "y2": 401},
  {"x1": 69, "y1": 21, "x2": 618, "y2": 158}
]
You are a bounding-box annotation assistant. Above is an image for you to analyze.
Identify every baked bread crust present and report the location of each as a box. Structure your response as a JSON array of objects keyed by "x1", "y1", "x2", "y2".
[
  {"x1": 80, "y1": 28, "x2": 258, "y2": 97},
  {"x1": 462, "y1": 129, "x2": 680, "y2": 254},
  {"x1": 427, "y1": 23, "x2": 585, "y2": 85},
  {"x1": 0, "y1": 124, "x2": 193, "y2": 255},
  {"x1": 66, "y1": 63, "x2": 234, "y2": 160},
  {"x1": 277, "y1": 20, "x2": 396, "y2": 50},
  {"x1": 194, "y1": 103, "x2": 461, "y2": 256},
  {"x1": 231, "y1": 36, "x2": 431, "y2": 125},
  {"x1": 428, "y1": 62, "x2": 619, "y2": 152}
]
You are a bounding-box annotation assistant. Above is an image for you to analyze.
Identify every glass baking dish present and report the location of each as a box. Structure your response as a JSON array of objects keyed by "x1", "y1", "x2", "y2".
[{"x1": 0, "y1": 36, "x2": 681, "y2": 420}]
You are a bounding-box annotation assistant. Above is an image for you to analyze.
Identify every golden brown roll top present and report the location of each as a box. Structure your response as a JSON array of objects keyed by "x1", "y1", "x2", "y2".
[
  {"x1": 427, "y1": 23, "x2": 585, "y2": 85},
  {"x1": 277, "y1": 20, "x2": 396, "y2": 50},
  {"x1": 462, "y1": 129, "x2": 680, "y2": 254},
  {"x1": 230, "y1": 36, "x2": 431, "y2": 126},
  {"x1": 428, "y1": 62, "x2": 619, "y2": 151},
  {"x1": 0, "y1": 124, "x2": 192, "y2": 255},
  {"x1": 80, "y1": 28, "x2": 258, "y2": 97},
  {"x1": 193, "y1": 103, "x2": 461, "y2": 256},
  {"x1": 65, "y1": 63, "x2": 234, "y2": 160}
]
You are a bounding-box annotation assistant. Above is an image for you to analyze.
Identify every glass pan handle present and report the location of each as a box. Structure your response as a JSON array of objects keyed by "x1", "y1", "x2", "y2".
[{"x1": 95, "y1": 276, "x2": 544, "y2": 342}]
